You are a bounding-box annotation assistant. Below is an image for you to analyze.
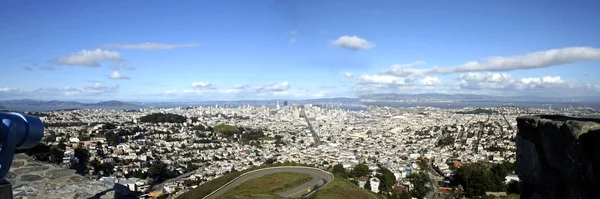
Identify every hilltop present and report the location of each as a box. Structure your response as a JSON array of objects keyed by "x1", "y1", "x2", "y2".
[
  {"x1": 7, "y1": 153, "x2": 135, "y2": 199},
  {"x1": 177, "y1": 164, "x2": 382, "y2": 199}
]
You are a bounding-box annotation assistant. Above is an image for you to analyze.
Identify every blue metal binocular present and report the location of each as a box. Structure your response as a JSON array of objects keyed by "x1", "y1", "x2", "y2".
[{"x1": 0, "y1": 113, "x2": 45, "y2": 182}]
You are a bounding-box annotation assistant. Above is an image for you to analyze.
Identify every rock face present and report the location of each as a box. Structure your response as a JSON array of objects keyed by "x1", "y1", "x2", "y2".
[
  {"x1": 6, "y1": 154, "x2": 121, "y2": 199},
  {"x1": 516, "y1": 115, "x2": 600, "y2": 199}
]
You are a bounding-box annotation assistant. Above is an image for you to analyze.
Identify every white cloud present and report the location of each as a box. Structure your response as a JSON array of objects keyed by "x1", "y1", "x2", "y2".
[
  {"x1": 383, "y1": 47, "x2": 600, "y2": 77},
  {"x1": 358, "y1": 75, "x2": 406, "y2": 85},
  {"x1": 254, "y1": 81, "x2": 290, "y2": 92},
  {"x1": 55, "y1": 49, "x2": 124, "y2": 67},
  {"x1": 332, "y1": 35, "x2": 374, "y2": 50},
  {"x1": 0, "y1": 87, "x2": 16, "y2": 92},
  {"x1": 82, "y1": 83, "x2": 120, "y2": 93},
  {"x1": 288, "y1": 30, "x2": 298, "y2": 36},
  {"x1": 457, "y1": 72, "x2": 577, "y2": 92},
  {"x1": 312, "y1": 91, "x2": 328, "y2": 98},
  {"x1": 393, "y1": 61, "x2": 426, "y2": 68},
  {"x1": 458, "y1": 72, "x2": 515, "y2": 90},
  {"x1": 289, "y1": 38, "x2": 297, "y2": 43},
  {"x1": 103, "y1": 42, "x2": 200, "y2": 50},
  {"x1": 191, "y1": 82, "x2": 212, "y2": 88},
  {"x1": 419, "y1": 76, "x2": 441, "y2": 86},
  {"x1": 107, "y1": 71, "x2": 130, "y2": 80},
  {"x1": 343, "y1": 72, "x2": 354, "y2": 78}
]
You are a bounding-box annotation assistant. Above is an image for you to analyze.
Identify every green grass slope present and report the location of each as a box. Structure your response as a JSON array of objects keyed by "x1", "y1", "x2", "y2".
[
  {"x1": 178, "y1": 171, "x2": 243, "y2": 199},
  {"x1": 307, "y1": 176, "x2": 384, "y2": 199},
  {"x1": 215, "y1": 172, "x2": 312, "y2": 199}
]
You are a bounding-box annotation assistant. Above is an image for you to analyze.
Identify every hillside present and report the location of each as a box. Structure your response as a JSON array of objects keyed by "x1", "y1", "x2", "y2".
[
  {"x1": 177, "y1": 167, "x2": 381, "y2": 199},
  {"x1": 215, "y1": 172, "x2": 312, "y2": 199},
  {"x1": 307, "y1": 177, "x2": 383, "y2": 199}
]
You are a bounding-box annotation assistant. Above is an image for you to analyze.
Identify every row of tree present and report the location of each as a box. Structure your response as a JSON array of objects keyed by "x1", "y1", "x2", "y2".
[
  {"x1": 138, "y1": 113, "x2": 187, "y2": 123},
  {"x1": 452, "y1": 161, "x2": 517, "y2": 197}
]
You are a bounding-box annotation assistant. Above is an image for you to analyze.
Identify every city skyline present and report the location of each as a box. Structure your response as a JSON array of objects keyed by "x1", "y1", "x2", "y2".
[{"x1": 1, "y1": 0, "x2": 600, "y2": 101}]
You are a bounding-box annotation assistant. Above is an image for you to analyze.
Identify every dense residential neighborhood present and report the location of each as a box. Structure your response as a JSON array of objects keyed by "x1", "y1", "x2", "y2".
[{"x1": 19, "y1": 104, "x2": 600, "y2": 198}]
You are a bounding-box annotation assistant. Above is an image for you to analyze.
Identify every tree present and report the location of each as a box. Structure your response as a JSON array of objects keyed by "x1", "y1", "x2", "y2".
[
  {"x1": 506, "y1": 180, "x2": 520, "y2": 194},
  {"x1": 332, "y1": 163, "x2": 347, "y2": 178},
  {"x1": 89, "y1": 159, "x2": 100, "y2": 175},
  {"x1": 364, "y1": 180, "x2": 371, "y2": 191},
  {"x1": 139, "y1": 113, "x2": 186, "y2": 123},
  {"x1": 265, "y1": 158, "x2": 277, "y2": 164},
  {"x1": 99, "y1": 163, "x2": 115, "y2": 176},
  {"x1": 213, "y1": 124, "x2": 240, "y2": 137},
  {"x1": 43, "y1": 131, "x2": 57, "y2": 143},
  {"x1": 74, "y1": 147, "x2": 90, "y2": 175},
  {"x1": 378, "y1": 166, "x2": 396, "y2": 193},
  {"x1": 437, "y1": 135, "x2": 455, "y2": 147},
  {"x1": 105, "y1": 132, "x2": 119, "y2": 146},
  {"x1": 148, "y1": 161, "x2": 172, "y2": 182},
  {"x1": 398, "y1": 191, "x2": 412, "y2": 199},
  {"x1": 452, "y1": 163, "x2": 494, "y2": 197},
  {"x1": 349, "y1": 163, "x2": 370, "y2": 178},
  {"x1": 133, "y1": 170, "x2": 148, "y2": 179},
  {"x1": 406, "y1": 172, "x2": 431, "y2": 199},
  {"x1": 49, "y1": 145, "x2": 64, "y2": 164}
]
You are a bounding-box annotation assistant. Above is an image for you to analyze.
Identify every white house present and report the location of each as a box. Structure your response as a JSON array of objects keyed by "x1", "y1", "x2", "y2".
[{"x1": 369, "y1": 177, "x2": 380, "y2": 193}]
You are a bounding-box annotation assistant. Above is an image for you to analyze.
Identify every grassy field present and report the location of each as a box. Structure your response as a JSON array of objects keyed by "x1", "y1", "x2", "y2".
[
  {"x1": 215, "y1": 172, "x2": 312, "y2": 199},
  {"x1": 178, "y1": 171, "x2": 243, "y2": 199},
  {"x1": 307, "y1": 176, "x2": 384, "y2": 199},
  {"x1": 178, "y1": 162, "x2": 314, "y2": 199}
]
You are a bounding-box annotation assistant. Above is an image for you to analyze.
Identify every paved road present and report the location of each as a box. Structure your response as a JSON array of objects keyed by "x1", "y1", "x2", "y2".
[
  {"x1": 206, "y1": 167, "x2": 333, "y2": 198},
  {"x1": 300, "y1": 108, "x2": 321, "y2": 146}
]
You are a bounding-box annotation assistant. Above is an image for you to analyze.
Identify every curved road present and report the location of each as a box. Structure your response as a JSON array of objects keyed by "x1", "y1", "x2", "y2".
[{"x1": 205, "y1": 167, "x2": 333, "y2": 198}]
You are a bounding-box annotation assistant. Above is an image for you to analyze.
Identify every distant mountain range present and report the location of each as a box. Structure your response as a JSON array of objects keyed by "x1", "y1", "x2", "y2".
[
  {"x1": 1, "y1": 93, "x2": 598, "y2": 110},
  {"x1": 359, "y1": 93, "x2": 600, "y2": 102},
  {"x1": 0, "y1": 99, "x2": 138, "y2": 107}
]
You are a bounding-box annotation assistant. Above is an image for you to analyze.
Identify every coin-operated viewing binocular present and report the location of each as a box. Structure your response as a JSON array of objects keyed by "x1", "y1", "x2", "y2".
[{"x1": 0, "y1": 113, "x2": 45, "y2": 183}]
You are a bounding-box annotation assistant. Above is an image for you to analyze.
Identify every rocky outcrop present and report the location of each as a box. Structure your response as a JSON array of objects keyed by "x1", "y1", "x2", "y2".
[
  {"x1": 6, "y1": 153, "x2": 128, "y2": 199},
  {"x1": 516, "y1": 115, "x2": 600, "y2": 199}
]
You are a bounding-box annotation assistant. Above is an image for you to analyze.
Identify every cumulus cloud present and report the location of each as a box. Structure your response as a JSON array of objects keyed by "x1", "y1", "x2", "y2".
[
  {"x1": 458, "y1": 72, "x2": 515, "y2": 90},
  {"x1": 343, "y1": 72, "x2": 355, "y2": 78},
  {"x1": 358, "y1": 75, "x2": 406, "y2": 85},
  {"x1": 383, "y1": 47, "x2": 600, "y2": 77},
  {"x1": 254, "y1": 81, "x2": 290, "y2": 92},
  {"x1": 55, "y1": 49, "x2": 124, "y2": 67},
  {"x1": 456, "y1": 72, "x2": 580, "y2": 93},
  {"x1": 0, "y1": 87, "x2": 17, "y2": 92},
  {"x1": 332, "y1": 35, "x2": 374, "y2": 50},
  {"x1": 103, "y1": 42, "x2": 200, "y2": 50},
  {"x1": 419, "y1": 76, "x2": 441, "y2": 86},
  {"x1": 81, "y1": 83, "x2": 120, "y2": 93},
  {"x1": 191, "y1": 82, "x2": 213, "y2": 88},
  {"x1": 107, "y1": 71, "x2": 130, "y2": 80}
]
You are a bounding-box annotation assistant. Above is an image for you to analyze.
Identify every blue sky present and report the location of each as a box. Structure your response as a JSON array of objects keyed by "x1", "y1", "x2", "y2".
[{"x1": 1, "y1": 0, "x2": 600, "y2": 101}]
